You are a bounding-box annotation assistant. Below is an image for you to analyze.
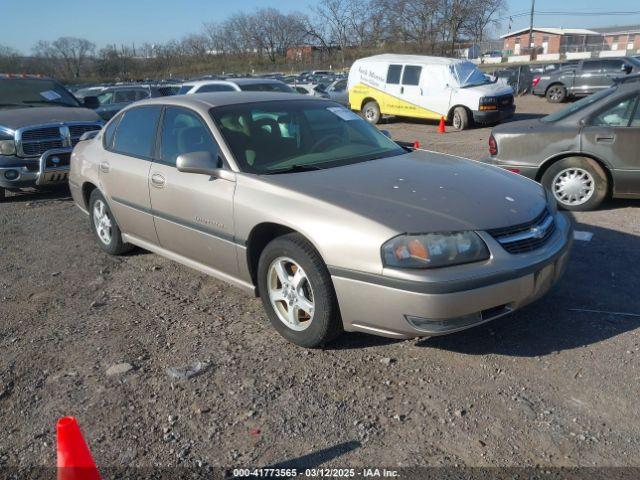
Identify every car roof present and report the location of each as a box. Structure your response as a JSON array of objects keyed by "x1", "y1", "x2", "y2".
[
  {"x1": 134, "y1": 91, "x2": 316, "y2": 109},
  {"x1": 182, "y1": 78, "x2": 286, "y2": 87}
]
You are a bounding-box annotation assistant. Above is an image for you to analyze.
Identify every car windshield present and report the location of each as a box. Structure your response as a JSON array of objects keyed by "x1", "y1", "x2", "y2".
[
  {"x1": 211, "y1": 100, "x2": 405, "y2": 174},
  {"x1": 541, "y1": 87, "x2": 616, "y2": 123},
  {"x1": 0, "y1": 78, "x2": 81, "y2": 108},
  {"x1": 451, "y1": 62, "x2": 492, "y2": 88},
  {"x1": 239, "y1": 83, "x2": 294, "y2": 93}
]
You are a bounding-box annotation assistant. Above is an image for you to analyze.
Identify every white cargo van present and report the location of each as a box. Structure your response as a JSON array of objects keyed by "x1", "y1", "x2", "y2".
[{"x1": 348, "y1": 54, "x2": 515, "y2": 130}]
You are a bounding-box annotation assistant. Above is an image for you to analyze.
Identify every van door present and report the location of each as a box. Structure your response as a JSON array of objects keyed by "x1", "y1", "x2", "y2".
[{"x1": 421, "y1": 65, "x2": 451, "y2": 118}]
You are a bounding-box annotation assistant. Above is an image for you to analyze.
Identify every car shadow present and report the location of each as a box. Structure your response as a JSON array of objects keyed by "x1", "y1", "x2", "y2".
[
  {"x1": 329, "y1": 220, "x2": 640, "y2": 357},
  {"x1": 2, "y1": 186, "x2": 72, "y2": 203},
  {"x1": 234, "y1": 441, "x2": 361, "y2": 479}
]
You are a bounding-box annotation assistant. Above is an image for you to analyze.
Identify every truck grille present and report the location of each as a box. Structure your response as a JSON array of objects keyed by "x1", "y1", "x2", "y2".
[
  {"x1": 18, "y1": 123, "x2": 102, "y2": 157},
  {"x1": 488, "y1": 209, "x2": 555, "y2": 254},
  {"x1": 497, "y1": 93, "x2": 514, "y2": 108}
]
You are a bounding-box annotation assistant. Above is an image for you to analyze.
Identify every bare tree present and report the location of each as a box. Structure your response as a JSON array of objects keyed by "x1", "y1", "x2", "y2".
[
  {"x1": 32, "y1": 37, "x2": 95, "y2": 79},
  {"x1": 463, "y1": 0, "x2": 506, "y2": 44}
]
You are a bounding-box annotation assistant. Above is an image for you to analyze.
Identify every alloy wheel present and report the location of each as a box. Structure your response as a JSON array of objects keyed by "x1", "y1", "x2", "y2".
[
  {"x1": 267, "y1": 257, "x2": 315, "y2": 331},
  {"x1": 552, "y1": 167, "x2": 595, "y2": 206},
  {"x1": 93, "y1": 199, "x2": 113, "y2": 245}
]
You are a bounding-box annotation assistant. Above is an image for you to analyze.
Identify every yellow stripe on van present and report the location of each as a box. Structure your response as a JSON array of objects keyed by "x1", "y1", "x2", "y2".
[{"x1": 349, "y1": 83, "x2": 442, "y2": 120}]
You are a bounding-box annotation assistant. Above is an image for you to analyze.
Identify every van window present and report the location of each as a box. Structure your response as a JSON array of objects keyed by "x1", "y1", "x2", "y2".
[
  {"x1": 386, "y1": 65, "x2": 402, "y2": 84},
  {"x1": 402, "y1": 66, "x2": 422, "y2": 86}
]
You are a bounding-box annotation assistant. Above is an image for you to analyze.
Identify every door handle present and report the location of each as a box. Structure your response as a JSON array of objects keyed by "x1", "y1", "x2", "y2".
[
  {"x1": 99, "y1": 161, "x2": 110, "y2": 173},
  {"x1": 150, "y1": 173, "x2": 166, "y2": 188},
  {"x1": 400, "y1": 86, "x2": 404, "y2": 94},
  {"x1": 595, "y1": 135, "x2": 615, "y2": 143}
]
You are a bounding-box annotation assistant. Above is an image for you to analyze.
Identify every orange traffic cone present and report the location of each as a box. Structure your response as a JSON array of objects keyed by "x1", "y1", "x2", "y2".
[
  {"x1": 57, "y1": 417, "x2": 102, "y2": 480},
  {"x1": 438, "y1": 116, "x2": 446, "y2": 134},
  {"x1": 412, "y1": 140, "x2": 421, "y2": 149}
]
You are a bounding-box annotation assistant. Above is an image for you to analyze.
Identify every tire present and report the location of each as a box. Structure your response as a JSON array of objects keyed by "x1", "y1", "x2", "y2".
[
  {"x1": 257, "y1": 233, "x2": 343, "y2": 348},
  {"x1": 452, "y1": 106, "x2": 470, "y2": 130},
  {"x1": 362, "y1": 100, "x2": 381, "y2": 124},
  {"x1": 0, "y1": 188, "x2": 5, "y2": 202},
  {"x1": 541, "y1": 157, "x2": 608, "y2": 211},
  {"x1": 546, "y1": 84, "x2": 566, "y2": 103},
  {"x1": 89, "y1": 189, "x2": 133, "y2": 255}
]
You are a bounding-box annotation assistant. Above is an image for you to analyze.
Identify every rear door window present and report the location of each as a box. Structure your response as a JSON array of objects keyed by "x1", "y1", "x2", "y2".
[
  {"x1": 401, "y1": 65, "x2": 422, "y2": 86},
  {"x1": 112, "y1": 106, "x2": 162, "y2": 158},
  {"x1": 600, "y1": 59, "x2": 624, "y2": 72},
  {"x1": 386, "y1": 65, "x2": 402, "y2": 84}
]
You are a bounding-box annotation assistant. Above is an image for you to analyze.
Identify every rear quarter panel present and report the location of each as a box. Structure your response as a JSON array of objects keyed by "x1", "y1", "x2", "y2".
[{"x1": 70, "y1": 136, "x2": 104, "y2": 211}]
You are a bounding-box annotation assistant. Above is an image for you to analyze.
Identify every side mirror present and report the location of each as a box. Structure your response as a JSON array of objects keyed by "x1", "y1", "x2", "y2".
[
  {"x1": 380, "y1": 129, "x2": 392, "y2": 139},
  {"x1": 622, "y1": 64, "x2": 633, "y2": 74},
  {"x1": 176, "y1": 150, "x2": 222, "y2": 176},
  {"x1": 83, "y1": 96, "x2": 99, "y2": 109}
]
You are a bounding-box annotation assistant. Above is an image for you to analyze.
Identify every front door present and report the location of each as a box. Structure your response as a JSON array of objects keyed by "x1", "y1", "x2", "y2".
[
  {"x1": 581, "y1": 94, "x2": 640, "y2": 195},
  {"x1": 148, "y1": 106, "x2": 238, "y2": 276},
  {"x1": 99, "y1": 105, "x2": 161, "y2": 244}
]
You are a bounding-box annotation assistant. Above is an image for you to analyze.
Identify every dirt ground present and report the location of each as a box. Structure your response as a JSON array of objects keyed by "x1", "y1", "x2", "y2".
[{"x1": 1, "y1": 95, "x2": 640, "y2": 476}]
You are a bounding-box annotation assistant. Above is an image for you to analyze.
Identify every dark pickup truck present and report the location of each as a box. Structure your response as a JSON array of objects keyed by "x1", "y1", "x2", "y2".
[
  {"x1": 0, "y1": 74, "x2": 103, "y2": 201},
  {"x1": 532, "y1": 57, "x2": 640, "y2": 103}
]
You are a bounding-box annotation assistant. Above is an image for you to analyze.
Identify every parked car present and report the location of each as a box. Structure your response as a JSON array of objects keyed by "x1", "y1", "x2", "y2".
[
  {"x1": 70, "y1": 92, "x2": 572, "y2": 347},
  {"x1": 532, "y1": 57, "x2": 640, "y2": 103},
  {"x1": 73, "y1": 85, "x2": 109, "y2": 100},
  {"x1": 349, "y1": 54, "x2": 515, "y2": 130},
  {"x1": 487, "y1": 66, "x2": 533, "y2": 95},
  {"x1": 484, "y1": 75, "x2": 640, "y2": 211},
  {"x1": 95, "y1": 85, "x2": 168, "y2": 121},
  {"x1": 0, "y1": 74, "x2": 103, "y2": 201},
  {"x1": 177, "y1": 78, "x2": 294, "y2": 95},
  {"x1": 318, "y1": 79, "x2": 349, "y2": 105}
]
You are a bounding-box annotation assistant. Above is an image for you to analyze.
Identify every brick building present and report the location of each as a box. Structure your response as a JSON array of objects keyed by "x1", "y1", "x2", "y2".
[
  {"x1": 594, "y1": 25, "x2": 640, "y2": 52},
  {"x1": 501, "y1": 27, "x2": 601, "y2": 55}
]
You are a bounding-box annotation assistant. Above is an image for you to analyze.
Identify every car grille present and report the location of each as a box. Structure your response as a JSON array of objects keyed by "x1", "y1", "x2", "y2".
[
  {"x1": 488, "y1": 209, "x2": 555, "y2": 254},
  {"x1": 18, "y1": 123, "x2": 102, "y2": 157}
]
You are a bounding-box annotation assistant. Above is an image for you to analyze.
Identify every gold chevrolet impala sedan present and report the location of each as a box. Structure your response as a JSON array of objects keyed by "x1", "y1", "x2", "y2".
[{"x1": 70, "y1": 92, "x2": 573, "y2": 347}]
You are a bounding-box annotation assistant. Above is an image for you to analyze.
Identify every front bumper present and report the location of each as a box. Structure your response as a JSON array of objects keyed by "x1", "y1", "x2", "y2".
[
  {"x1": 0, "y1": 149, "x2": 72, "y2": 190},
  {"x1": 472, "y1": 105, "x2": 515, "y2": 124},
  {"x1": 331, "y1": 212, "x2": 572, "y2": 339}
]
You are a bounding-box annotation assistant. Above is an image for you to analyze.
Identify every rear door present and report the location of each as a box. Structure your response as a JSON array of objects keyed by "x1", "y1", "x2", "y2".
[
  {"x1": 99, "y1": 105, "x2": 161, "y2": 244},
  {"x1": 148, "y1": 106, "x2": 238, "y2": 275},
  {"x1": 575, "y1": 60, "x2": 602, "y2": 95},
  {"x1": 581, "y1": 93, "x2": 640, "y2": 194}
]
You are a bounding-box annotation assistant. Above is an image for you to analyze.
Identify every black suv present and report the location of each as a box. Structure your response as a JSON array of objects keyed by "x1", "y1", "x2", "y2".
[
  {"x1": 532, "y1": 57, "x2": 640, "y2": 103},
  {"x1": 0, "y1": 74, "x2": 103, "y2": 201}
]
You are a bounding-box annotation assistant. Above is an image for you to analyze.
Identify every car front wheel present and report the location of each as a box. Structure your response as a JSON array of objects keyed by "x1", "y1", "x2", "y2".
[
  {"x1": 452, "y1": 106, "x2": 471, "y2": 130},
  {"x1": 541, "y1": 157, "x2": 608, "y2": 211},
  {"x1": 257, "y1": 233, "x2": 342, "y2": 348},
  {"x1": 89, "y1": 189, "x2": 133, "y2": 255}
]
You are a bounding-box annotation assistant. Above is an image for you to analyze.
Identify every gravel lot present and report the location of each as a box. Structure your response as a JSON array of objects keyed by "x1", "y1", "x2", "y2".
[{"x1": 1, "y1": 95, "x2": 640, "y2": 475}]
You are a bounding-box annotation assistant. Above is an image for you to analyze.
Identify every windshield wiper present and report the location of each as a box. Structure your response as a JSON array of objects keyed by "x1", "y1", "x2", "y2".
[{"x1": 264, "y1": 164, "x2": 324, "y2": 175}]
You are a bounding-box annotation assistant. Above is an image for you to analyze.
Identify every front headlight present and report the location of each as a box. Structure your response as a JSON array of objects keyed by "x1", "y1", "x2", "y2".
[
  {"x1": 0, "y1": 139, "x2": 16, "y2": 156},
  {"x1": 382, "y1": 232, "x2": 490, "y2": 269}
]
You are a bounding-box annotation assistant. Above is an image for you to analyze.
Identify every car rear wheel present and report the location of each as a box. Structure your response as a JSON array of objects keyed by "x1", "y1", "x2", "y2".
[
  {"x1": 452, "y1": 106, "x2": 470, "y2": 130},
  {"x1": 546, "y1": 84, "x2": 566, "y2": 103},
  {"x1": 89, "y1": 189, "x2": 133, "y2": 255},
  {"x1": 362, "y1": 100, "x2": 381, "y2": 124},
  {"x1": 257, "y1": 233, "x2": 342, "y2": 348},
  {"x1": 541, "y1": 157, "x2": 607, "y2": 211}
]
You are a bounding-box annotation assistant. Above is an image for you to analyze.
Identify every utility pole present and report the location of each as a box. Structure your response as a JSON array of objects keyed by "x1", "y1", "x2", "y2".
[{"x1": 528, "y1": 0, "x2": 536, "y2": 58}]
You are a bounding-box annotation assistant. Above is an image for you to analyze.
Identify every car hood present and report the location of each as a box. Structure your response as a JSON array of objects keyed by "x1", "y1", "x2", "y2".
[
  {"x1": 263, "y1": 150, "x2": 547, "y2": 233},
  {"x1": 459, "y1": 82, "x2": 513, "y2": 97},
  {"x1": 0, "y1": 106, "x2": 101, "y2": 130}
]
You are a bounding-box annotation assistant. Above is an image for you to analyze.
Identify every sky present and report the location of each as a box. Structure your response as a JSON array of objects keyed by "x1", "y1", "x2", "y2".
[{"x1": 3, "y1": 0, "x2": 640, "y2": 54}]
